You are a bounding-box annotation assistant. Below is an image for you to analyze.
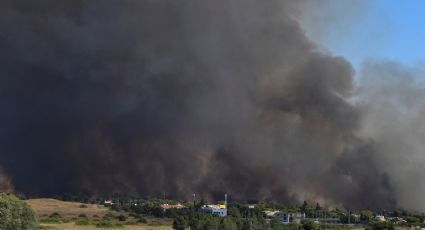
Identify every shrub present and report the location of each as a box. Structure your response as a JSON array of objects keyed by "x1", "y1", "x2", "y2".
[
  {"x1": 0, "y1": 193, "x2": 38, "y2": 230},
  {"x1": 102, "y1": 212, "x2": 115, "y2": 220},
  {"x1": 96, "y1": 220, "x2": 123, "y2": 228},
  {"x1": 39, "y1": 217, "x2": 61, "y2": 224},
  {"x1": 75, "y1": 218, "x2": 89, "y2": 225},
  {"x1": 79, "y1": 204, "x2": 88, "y2": 208},
  {"x1": 75, "y1": 213, "x2": 89, "y2": 225},
  {"x1": 117, "y1": 214, "x2": 127, "y2": 221},
  {"x1": 49, "y1": 212, "x2": 61, "y2": 218},
  {"x1": 93, "y1": 214, "x2": 100, "y2": 220},
  {"x1": 172, "y1": 216, "x2": 187, "y2": 230},
  {"x1": 301, "y1": 219, "x2": 317, "y2": 230},
  {"x1": 37, "y1": 225, "x2": 54, "y2": 230},
  {"x1": 137, "y1": 216, "x2": 147, "y2": 223},
  {"x1": 366, "y1": 221, "x2": 395, "y2": 230},
  {"x1": 39, "y1": 213, "x2": 63, "y2": 224},
  {"x1": 124, "y1": 220, "x2": 137, "y2": 225}
]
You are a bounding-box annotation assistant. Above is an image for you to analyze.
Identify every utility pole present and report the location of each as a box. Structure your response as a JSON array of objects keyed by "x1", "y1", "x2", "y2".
[
  {"x1": 348, "y1": 210, "x2": 350, "y2": 225},
  {"x1": 325, "y1": 210, "x2": 327, "y2": 230}
]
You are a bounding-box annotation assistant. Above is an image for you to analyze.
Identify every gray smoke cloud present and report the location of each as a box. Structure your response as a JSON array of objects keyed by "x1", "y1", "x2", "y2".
[
  {"x1": 356, "y1": 61, "x2": 425, "y2": 211},
  {"x1": 0, "y1": 168, "x2": 14, "y2": 193},
  {"x1": 0, "y1": 0, "x2": 420, "y2": 211}
]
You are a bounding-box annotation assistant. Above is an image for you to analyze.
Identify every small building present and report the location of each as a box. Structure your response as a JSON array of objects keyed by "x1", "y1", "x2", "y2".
[
  {"x1": 199, "y1": 194, "x2": 228, "y2": 217},
  {"x1": 375, "y1": 215, "x2": 385, "y2": 222},
  {"x1": 276, "y1": 212, "x2": 305, "y2": 224},
  {"x1": 264, "y1": 210, "x2": 279, "y2": 218},
  {"x1": 104, "y1": 200, "x2": 113, "y2": 205},
  {"x1": 316, "y1": 218, "x2": 340, "y2": 224},
  {"x1": 200, "y1": 204, "x2": 227, "y2": 217}
]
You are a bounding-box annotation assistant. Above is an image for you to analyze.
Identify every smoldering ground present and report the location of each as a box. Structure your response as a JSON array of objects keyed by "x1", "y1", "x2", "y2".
[{"x1": 0, "y1": 0, "x2": 423, "y2": 211}]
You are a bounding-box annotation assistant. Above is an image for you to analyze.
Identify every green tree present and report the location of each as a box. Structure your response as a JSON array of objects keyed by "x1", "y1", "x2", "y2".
[
  {"x1": 270, "y1": 218, "x2": 286, "y2": 230},
  {"x1": 220, "y1": 216, "x2": 237, "y2": 230},
  {"x1": 0, "y1": 193, "x2": 37, "y2": 230},
  {"x1": 405, "y1": 216, "x2": 421, "y2": 227},
  {"x1": 360, "y1": 210, "x2": 375, "y2": 222},
  {"x1": 366, "y1": 221, "x2": 394, "y2": 230},
  {"x1": 189, "y1": 214, "x2": 206, "y2": 230},
  {"x1": 228, "y1": 206, "x2": 241, "y2": 218},
  {"x1": 189, "y1": 217, "x2": 204, "y2": 230},
  {"x1": 301, "y1": 219, "x2": 317, "y2": 230},
  {"x1": 203, "y1": 217, "x2": 219, "y2": 230},
  {"x1": 315, "y1": 203, "x2": 321, "y2": 211},
  {"x1": 288, "y1": 222, "x2": 302, "y2": 230},
  {"x1": 301, "y1": 201, "x2": 308, "y2": 213},
  {"x1": 173, "y1": 216, "x2": 187, "y2": 230}
]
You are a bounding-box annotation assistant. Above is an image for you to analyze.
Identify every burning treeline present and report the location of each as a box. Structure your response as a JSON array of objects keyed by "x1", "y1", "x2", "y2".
[{"x1": 0, "y1": 0, "x2": 424, "y2": 211}]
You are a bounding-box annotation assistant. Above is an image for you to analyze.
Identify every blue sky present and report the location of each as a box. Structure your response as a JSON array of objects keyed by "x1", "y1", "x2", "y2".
[{"x1": 304, "y1": 0, "x2": 425, "y2": 71}]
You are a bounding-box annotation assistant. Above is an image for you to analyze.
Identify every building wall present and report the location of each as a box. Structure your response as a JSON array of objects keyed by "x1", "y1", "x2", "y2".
[
  {"x1": 276, "y1": 212, "x2": 305, "y2": 224},
  {"x1": 200, "y1": 206, "x2": 227, "y2": 217}
]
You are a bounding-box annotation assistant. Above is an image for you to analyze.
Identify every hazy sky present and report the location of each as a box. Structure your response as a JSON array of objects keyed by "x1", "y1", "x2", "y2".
[{"x1": 303, "y1": 0, "x2": 425, "y2": 71}]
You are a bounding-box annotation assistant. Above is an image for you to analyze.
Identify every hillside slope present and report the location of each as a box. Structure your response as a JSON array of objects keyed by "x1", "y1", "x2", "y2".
[{"x1": 26, "y1": 198, "x2": 108, "y2": 219}]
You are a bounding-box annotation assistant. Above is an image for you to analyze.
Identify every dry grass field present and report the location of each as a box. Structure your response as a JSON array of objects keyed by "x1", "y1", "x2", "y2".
[
  {"x1": 26, "y1": 198, "x2": 173, "y2": 230},
  {"x1": 26, "y1": 198, "x2": 108, "y2": 219},
  {"x1": 40, "y1": 223, "x2": 172, "y2": 230}
]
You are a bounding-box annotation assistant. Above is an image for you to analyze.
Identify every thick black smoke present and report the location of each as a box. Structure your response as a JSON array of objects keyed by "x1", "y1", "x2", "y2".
[{"x1": 0, "y1": 0, "x2": 411, "y2": 210}]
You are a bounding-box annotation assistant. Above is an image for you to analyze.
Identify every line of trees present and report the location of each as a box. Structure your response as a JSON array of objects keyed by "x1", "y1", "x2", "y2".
[
  {"x1": 100, "y1": 196, "x2": 422, "y2": 229},
  {"x1": 172, "y1": 205, "x2": 269, "y2": 230}
]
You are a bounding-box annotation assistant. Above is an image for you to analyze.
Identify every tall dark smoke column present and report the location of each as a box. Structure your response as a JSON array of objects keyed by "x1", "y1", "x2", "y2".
[{"x1": 0, "y1": 0, "x2": 396, "y2": 210}]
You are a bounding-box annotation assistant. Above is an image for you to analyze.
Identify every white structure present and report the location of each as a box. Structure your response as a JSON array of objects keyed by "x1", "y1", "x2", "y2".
[
  {"x1": 104, "y1": 200, "x2": 113, "y2": 205},
  {"x1": 375, "y1": 215, "x2": 386, "y2": 221},
  {"x1": 264, "y1": 210, "x2": 279, "y2": 218},
  {"x1": 200, "y1": 204, "x2": 227, "y2": 217},
  {"x1": 276, "y1": 212, "x2": 305, "y2": 224},
  {"x1": 199, "y1": 194, "x2": 228, "y2": 217}
]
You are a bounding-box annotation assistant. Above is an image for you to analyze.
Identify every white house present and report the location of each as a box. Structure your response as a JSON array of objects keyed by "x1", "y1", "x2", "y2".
[
  {"x1": 375, "y1": 215, "x2": 386, "y2": 222},
  {"x1": 200, "y1": 204, "x2": 227, "y2": 217},
  {"x1": 104, "y1": 200, "x2": 113, "y2": 205},
  {"x1": 276, "y1": 212, "x2": 305, "y2": 224},
  {"x1": 199, "y1": 194, "x2": 228, "y2": 217}
]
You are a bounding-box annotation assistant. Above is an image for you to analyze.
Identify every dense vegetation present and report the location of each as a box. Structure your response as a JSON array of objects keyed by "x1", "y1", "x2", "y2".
[
  {"x1": 0, "y1": 193, "x2": 37, "y2": 230},
  {"x1": 103, "y1": 198, "x2": 396, "y2": 230},
  {"x1": 32, "y1": 194, "x2": 425, "y2": 229}
]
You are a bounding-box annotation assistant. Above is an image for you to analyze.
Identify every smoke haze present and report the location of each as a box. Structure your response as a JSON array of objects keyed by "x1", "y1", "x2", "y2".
[{"x1": 0, "y1": 0, "x2": 423, "y2": 211}]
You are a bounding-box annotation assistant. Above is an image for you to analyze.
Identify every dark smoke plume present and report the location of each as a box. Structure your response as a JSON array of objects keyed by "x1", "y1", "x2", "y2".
[
  {"x1": 0, "y1": 168, "x2": 14, "y2": 193},
  {"x1": 0, "y1": 0, "x2": 419, "y2": 211}
]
